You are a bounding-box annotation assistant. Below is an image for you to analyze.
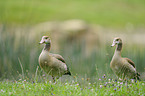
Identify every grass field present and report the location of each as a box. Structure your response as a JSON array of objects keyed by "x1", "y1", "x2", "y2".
[
  {"x1": 0, "y1": 77, "x2": 145, "y2": 96},
  {"x1": 0, "y1": 0, "x2": 145, "y2": 27}
]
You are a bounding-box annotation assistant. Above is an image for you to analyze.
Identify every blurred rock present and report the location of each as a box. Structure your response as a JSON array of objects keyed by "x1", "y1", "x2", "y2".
[{"x1": 30, "y1": 19, "x2": 100, "y2": 57}]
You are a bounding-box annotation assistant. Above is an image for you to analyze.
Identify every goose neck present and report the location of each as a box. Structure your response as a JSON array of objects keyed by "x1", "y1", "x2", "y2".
[
  {"x1": 116, "y1": 43, "x2": 122, "y2": 51},
  {"x1": 43, "y1": 43, "x2": 51, "y2": 51},
  {"x1": 114, "y1": 43, "x2": 122, "y2": 57}
]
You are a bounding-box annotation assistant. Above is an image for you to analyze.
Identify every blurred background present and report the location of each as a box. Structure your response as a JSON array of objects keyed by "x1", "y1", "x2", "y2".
[{"x1": 0, "y1": 0, "x2": 145, "y2": 81}]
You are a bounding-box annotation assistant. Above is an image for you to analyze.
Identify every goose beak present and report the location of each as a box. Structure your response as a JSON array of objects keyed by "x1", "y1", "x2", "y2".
[
  {"x1": 111, "y1": 42, "x2": 116, "y2": 47},
  {"x1": 111, "y1": 41, "x2": 120, "y2": 47},
  {"x1": 39, "y1": 40, "x2": 45, "y2": 44}
]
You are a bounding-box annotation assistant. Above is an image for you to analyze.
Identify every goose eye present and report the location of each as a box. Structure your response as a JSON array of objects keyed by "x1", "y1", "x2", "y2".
[
  {"x1": 45, "y1": 37, "x2": 48, "y2": 39},
  {"x1": 116, "y1": 39, "x2": 119, "y2": 41}
]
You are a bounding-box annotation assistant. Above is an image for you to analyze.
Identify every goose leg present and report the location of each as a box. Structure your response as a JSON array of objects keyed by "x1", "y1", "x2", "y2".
[{"x1": 52, "y1": 76, "x2": 55, "y2": 82}]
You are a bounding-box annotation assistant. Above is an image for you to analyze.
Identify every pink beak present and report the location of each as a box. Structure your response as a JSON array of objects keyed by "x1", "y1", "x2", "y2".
[{"x1": 39, "y1": 39, "x2": 45, "y2": 44}]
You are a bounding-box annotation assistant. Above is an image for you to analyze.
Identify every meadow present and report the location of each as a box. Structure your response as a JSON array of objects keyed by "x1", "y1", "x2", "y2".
[
  {"x1": 0, "y1": 77, "x2": 145, "y2": 96},
  {"x1": 0, "y1": 0, "x2": 145, "y2": 95},
  {"x1": 0, "y1": 0, "x2": 145, "y2": 27}
]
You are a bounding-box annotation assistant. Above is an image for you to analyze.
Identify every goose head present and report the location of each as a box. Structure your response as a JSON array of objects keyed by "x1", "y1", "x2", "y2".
[
  {"x1": 39, "y1": 36, "x2": 51, "y2": 45},
  {"x1": 111, "y1": 37, "x2": 122, "y2": 47}
]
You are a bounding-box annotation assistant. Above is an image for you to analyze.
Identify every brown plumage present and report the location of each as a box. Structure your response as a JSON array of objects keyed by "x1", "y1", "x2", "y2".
[
  {"x1": 39, "y1": 36, "x2": 71, "y2": 81},
  {"x1": 110, "y1": 37, "x2": 140, "y2": 80}
]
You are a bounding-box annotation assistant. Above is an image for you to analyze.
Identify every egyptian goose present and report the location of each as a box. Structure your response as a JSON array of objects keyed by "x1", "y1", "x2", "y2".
[
  {"x1": 39, "y1": 36, "x2": 71, "y2": 81},
  {"x1": 110, "y1": 37, "x2": 140, "y2": 80}
]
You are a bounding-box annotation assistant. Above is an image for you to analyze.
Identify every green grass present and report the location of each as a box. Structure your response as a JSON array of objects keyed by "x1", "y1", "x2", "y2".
[
  {"x1": 0, "y1": 0, "x2": 145, "y2": 27},
  {"x1": 0, "y1": 77, "x2": 145, "y2": 96}
]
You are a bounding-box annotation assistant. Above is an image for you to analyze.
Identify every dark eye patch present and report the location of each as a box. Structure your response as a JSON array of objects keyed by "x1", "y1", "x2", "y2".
[
  {"x1": 116, "y1": 39, "x2": 119, "y2": 41},
  {"x1": 45, "y1": 37, "x2": 48, "y2": 39}
]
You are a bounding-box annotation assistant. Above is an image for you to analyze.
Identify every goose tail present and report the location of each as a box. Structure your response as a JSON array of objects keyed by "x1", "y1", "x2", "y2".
[
  {"x1": 64, "y1": 67, "x2": 71, "y2": 76},
  {"x1": 134, "y1": 72, "x2": 141, "y2": 81},
  {"x1": 64, "y1": 70, "x2": 71, "y2": 76}
]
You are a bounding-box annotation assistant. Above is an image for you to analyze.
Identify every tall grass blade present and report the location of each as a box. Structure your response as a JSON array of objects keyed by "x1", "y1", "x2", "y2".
[
  {"x1": 34, "y1": 66, "x2": 39, "y2": 83},
  {"x1": 18, "y1": 58, "x2": 24, "y2": 80}
]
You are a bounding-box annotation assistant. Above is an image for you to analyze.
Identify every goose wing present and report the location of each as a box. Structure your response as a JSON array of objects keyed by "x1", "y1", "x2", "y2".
[
  {"x1": 49, "y1": 53, "x2": 65, "y2": 63},
  {"x1": 125, "y1": 58, "x2": 136, "y2": 68},
  {"x1": 49, "y1": 53, "x2": 71, "y2": 75}
]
